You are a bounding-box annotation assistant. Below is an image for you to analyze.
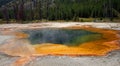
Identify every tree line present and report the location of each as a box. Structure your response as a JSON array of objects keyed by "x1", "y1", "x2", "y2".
[{"x1": 0, "y1": 0, "x2": 120, "y2": 23}]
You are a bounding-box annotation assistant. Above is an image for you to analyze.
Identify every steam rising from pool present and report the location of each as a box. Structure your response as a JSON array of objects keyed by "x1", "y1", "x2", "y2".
[{"x1": 23, "y1": 28, "x2": 102, "y2": 46}]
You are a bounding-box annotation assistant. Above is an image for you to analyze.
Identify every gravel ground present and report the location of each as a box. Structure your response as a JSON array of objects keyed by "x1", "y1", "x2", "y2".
[
  {"x1": 0, "y1": 50, "x2": 120, "y2": 66},
  {"x1": 0, "y1": 53, "x2": 19, "y2": 66},
  {"x1": 0, "y1": 22, "x2": 120, "y2": 66},
  {"x1": 26, "y1": 50, "x2": 120, "y2": 66},
  {"x1": 0, "y1": 36, "x2": 13, "y2": 45},
  {"x1": 0, "y1": 22, "x2": 120, "y2": 30}
]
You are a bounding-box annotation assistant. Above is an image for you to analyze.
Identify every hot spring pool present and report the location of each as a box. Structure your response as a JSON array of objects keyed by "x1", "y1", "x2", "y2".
[
  {"x1": 23, "y1": 28, "x2": 102, "y2": 46},
  {"x1": 0, "y1": 24, "x2": 119, "y2": 57}
]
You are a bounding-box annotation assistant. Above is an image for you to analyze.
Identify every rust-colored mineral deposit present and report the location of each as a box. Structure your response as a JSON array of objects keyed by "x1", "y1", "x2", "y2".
[
  {"x1": 0, "y1": 26, "x2": 120, "y2": 66},
  {"x1": 33, "y1": 26, "x2": 120, "y2": 56}
]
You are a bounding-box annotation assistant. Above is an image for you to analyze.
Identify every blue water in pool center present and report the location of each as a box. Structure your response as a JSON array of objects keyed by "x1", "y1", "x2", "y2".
[{"x1": 23, "y1": 28, "x2": 103, "y2": 46}]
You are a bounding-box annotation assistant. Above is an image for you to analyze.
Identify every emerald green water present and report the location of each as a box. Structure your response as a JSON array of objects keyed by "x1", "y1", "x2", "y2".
[{"x1": 23, "y1": 28, "x2": 102, "y2": 46}]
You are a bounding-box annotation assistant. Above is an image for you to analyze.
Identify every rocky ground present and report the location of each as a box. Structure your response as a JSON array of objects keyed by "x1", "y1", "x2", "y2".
[{"x1": 0, "y1": 22, "x2": 120, "y2": 66}]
